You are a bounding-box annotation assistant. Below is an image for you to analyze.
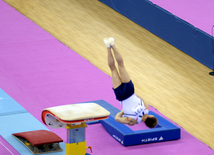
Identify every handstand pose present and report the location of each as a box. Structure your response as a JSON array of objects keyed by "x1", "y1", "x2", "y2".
[{"x1": 103, "y1": 37, "x2": 158, "y2": 128}]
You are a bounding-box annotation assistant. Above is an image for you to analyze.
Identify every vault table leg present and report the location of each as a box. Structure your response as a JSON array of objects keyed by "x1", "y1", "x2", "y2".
[{"x1": 66, "y1": 123, "x2": 91, "y2": 155}]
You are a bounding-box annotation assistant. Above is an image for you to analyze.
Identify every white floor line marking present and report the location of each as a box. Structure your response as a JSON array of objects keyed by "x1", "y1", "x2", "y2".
[{"x1": 0, "y1": 141, "x2": 14, "y2": 155}]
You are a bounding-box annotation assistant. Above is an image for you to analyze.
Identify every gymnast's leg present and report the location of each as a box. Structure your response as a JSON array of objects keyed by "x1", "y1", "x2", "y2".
[
  {"x1": 103, "y1": 38, "x2": 122, "y2": 89},
  {"x1": 109, "y1": 37, "x2": 131, "y2": 83}
]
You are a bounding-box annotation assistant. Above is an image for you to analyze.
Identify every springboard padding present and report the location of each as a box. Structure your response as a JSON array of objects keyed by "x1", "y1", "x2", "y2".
[
  {"x1": 13, "y1": 130, "x2": 63, "y2": 154},
  {"x1": 12, "y1": 130, "x2": 63, "y2": 146}
]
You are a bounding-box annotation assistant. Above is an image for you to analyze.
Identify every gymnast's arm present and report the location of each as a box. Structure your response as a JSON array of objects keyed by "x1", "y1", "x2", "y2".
[{"x1": 115, "y1": 110, "x2": 130, "y2": 124}]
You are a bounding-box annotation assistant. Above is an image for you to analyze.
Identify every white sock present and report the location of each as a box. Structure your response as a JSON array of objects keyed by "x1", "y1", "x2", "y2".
[
  {"x1": 108, "y1": 37, "x2": 115, "y2": 46},
  {"x1": 103, "y1": 38, "x2": 110, "y2": 48}
]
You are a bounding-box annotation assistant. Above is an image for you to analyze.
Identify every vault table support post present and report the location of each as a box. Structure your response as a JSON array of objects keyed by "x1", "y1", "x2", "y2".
[{"x1": 66, "y1": 123, "x2": 89, "y2": 155}]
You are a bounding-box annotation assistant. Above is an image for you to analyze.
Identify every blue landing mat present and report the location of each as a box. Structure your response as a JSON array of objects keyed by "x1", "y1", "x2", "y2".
[{"x1": 87, "y1": 100, "x2": 181, "y2": 146}]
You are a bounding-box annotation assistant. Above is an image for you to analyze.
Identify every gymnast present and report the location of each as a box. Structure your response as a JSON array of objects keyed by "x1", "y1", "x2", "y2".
[{"x1": 103, "y1": 37, "x2": 158, "y2": 128}]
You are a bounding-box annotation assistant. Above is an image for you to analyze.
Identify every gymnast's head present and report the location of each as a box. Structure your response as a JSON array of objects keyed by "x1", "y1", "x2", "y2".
[{"x1": 145, "y1": 115, "x2": 158, "y2": 128}]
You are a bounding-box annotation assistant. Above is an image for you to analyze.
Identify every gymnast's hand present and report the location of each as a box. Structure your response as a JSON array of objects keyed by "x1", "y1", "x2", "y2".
[
  {"x1": 115, "y1": 110, "x2": 129, "y2": 124},
  {"x1": 115, "y1": 110, "x2": 138, "y2": 126}
]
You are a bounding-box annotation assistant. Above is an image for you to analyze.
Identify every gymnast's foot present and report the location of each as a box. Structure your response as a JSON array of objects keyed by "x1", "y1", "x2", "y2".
[
  {"x1": 108, "y1": 37, "x2": 115, "y2": 46},
  {"x1": 103, "y1": 38, "x2": 110, "y2": 48}
]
